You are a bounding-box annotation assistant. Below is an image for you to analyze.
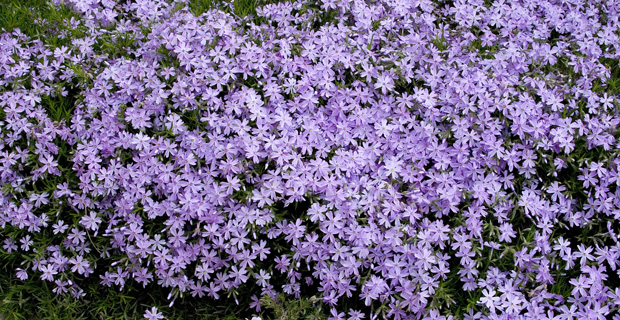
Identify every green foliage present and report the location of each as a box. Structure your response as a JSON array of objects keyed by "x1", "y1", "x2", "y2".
[
  {"x1": 0, "y1": 0, "x2": 83, "y2": 47},
  {"x1": 0, "y1": 0, "x2": 49, "y2": 34},
  {"x1": 41, "y1": 90, "x2": 78, "y2": 123},
  {"x1": 261, "y1": 294, "x2": 327, "y2": 320},
  {"x1": 188, "y1": 0, "x2": 285, "y2": 18},
  {"x1": 432, "y1": 28, "x2": 448, "y2": 52},
  {"x1": 0, "y1": 264, "x2": 259, "y2": 320}
]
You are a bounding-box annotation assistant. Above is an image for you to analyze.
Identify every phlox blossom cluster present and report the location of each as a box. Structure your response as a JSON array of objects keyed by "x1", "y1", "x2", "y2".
[{"x1": 1, "y1": 0, "x2": 620, "y2": 319}]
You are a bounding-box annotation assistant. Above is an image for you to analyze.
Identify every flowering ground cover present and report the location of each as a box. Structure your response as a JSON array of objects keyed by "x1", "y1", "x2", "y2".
[{"x1": 1, "y1": 0, "x2": 620, "y2": 319}]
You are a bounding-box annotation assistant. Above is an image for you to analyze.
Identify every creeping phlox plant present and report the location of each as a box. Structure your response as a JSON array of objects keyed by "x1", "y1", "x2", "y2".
[{"x1": 1, "y1": 0, "x2": 620, "y2": 319}]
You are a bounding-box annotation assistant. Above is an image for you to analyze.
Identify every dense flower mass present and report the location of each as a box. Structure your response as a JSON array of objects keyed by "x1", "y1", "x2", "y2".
[{"x1": 1, "y1": 0, "x2": 620, "y2": 319}]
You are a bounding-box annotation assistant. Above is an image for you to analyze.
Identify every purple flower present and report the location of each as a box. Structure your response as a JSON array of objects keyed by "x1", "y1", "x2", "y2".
[
  {"x1": 39, "y1": 264, "x2": 57, "y2": 282},
  {"x1": 79, "y1": 211, "x2": 102, "y2": 231},
  {"x1": 143, "y1": 307, "x2": 164, "y2": 320},
  {"x1": 69, "y1": 255, "x2": 91, "y2": 276},
  {"x1": 16, "y1": 268, "x2": 28, "y2": 280}
]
